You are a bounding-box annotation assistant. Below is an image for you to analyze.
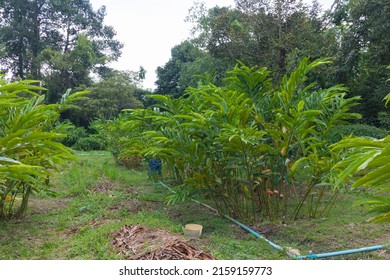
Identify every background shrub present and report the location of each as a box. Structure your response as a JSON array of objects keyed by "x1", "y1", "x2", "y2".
[
  {"x1": 61, "y1": 124, "x2": 89, "y2": 147},
  {"x1": 72, "y1": 135, "x2": 107, "y2": 151},
  {"x1": 327, "y1": 124, "x2": 388, "y2": 143}
]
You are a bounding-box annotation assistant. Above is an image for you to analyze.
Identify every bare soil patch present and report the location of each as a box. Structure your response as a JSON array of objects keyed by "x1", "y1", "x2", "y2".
[
  {"x1": 64, "y1": 218, "x2": 118, "y2": 236},
  {"x1": 93, "y1": 180, "x2": 120, "y2": 193},
  {"x1": 29, "y1": 197, "x2": 69, "y2": 215},
  {"x1": 108, "y1": 200, "x2": 142, "y2": 213},
  {"x1": 108, "y1": 199, "x2": 161, "y2": 214}
]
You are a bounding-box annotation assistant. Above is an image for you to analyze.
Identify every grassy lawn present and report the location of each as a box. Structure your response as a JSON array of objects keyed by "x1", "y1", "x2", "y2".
[{"x1": 0, "y1": 151, "x2": 388, "y2": 260}]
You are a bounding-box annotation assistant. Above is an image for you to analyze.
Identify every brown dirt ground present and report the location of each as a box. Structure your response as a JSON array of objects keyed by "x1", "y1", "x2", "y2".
[
  {"x1": 93, "y1": 179, "x2": 121, "y2": 193},
  {"x1": 29, "y1": 197, "x2": 69, "y2": 215}
]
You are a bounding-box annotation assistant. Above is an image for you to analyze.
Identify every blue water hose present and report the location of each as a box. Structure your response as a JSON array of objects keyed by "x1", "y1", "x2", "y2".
[
  {"x1": 223, "y1": 215, "x2": 283, "y2": 251},
  {"x1": 156, "y1": 181, "x2": 387, "y2": 259},
  {"x1": 296, "y1": 245, "x2": 385, "y2": 259},
  {"x1": 223, "y1": 211, "x2": 385, "y2": 259}
]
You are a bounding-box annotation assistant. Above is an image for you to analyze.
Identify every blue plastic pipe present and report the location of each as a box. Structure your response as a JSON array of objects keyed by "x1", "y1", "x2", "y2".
[
  {"x1": 156, "y1": 181, "x2": 387, "y2": 259},
  {"x1": 223, "y1": 214, "x2": 283, "y2": 251},
  {"x1": 296, "y1": 245, "x2": 385, "y2": 260},
  {"x1": 221, "y1": 210, "x2": 385, "y2": 259}
]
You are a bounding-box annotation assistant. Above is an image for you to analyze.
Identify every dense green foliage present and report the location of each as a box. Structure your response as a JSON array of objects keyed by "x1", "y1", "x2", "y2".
[
  {"x1": 1, "y1": 0, "x2": 389, "y2": 227},
  {"x1": 0, "y1": 0, "x2": 122, "y2": 102},
  {"x1": 155, "y1": 40, "x2": 228, "y2": 97},
  {"x1": 0, "y1": 0, "x2": 146, "y2": 128},
  {"x1": 65, "y1": 71, "x2": 144, "y2": 127},
  {"x1": 152, "y1": 0, "x2": 390, "y2": 224},
  {"x1": 327, "y1": 124, "x2": 389, "y2": 143},
  {"x1": 103, "y1": 58, "x2": 361, "y2": 223},
  {"x1": 159, "y1": 0, "x2": 338, "y2": 98},
  {"x1": 0, "y1": 77, "x2": 86, "y2": 219},
  {"x1": 332, "y1": 69, "x2": 390, "y2": 222},
  {"x1": 156, "y1": 0, "x2": 390, "y2": 128},
  {"x1": 332, "y1": 0, "x2": 390, "y2": 124},
  {"x1": 333, "y1": 134, "x2": 390, "y2": 222}
]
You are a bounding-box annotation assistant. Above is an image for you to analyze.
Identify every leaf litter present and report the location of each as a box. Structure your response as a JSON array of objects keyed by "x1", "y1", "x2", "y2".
[{"x1": 112, "y1": 225, "x2": 215, "y2": 260}]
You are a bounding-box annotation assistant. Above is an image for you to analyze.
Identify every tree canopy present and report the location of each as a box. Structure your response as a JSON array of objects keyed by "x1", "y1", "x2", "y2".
[
  {"x1": 332, "y1": 0, "x2": 390, "y2": 124},
  {"x1": 2, "y1": 0, "x2": 390, "y2": 129},
  {"x1": 66, "y1": 70, "x2": 144, "y2": 127},
  {"x1": 155, "y1": 0, "x2": 390, "y2": 128},
  {"x1": 0, "y1": 0, "x2": 123, "y2": 103}
]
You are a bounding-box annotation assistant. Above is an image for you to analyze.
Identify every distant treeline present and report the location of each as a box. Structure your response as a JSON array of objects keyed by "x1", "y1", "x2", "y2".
[
  {"x1": 1, "y1": 0, "x2": 389, "y2": 128},
  {"x1": 156, "y1": 0, "x2": 390, "y2": 127}
]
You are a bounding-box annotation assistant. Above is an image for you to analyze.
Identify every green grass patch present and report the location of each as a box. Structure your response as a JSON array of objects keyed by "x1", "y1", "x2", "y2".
[{"x1": 0, "y1": 152, "x2": 388, "y2": 260}]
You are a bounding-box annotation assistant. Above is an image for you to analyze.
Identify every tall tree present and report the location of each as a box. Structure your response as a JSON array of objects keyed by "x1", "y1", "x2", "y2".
[
  {"x1": 332, "y1": 0, "x2": 390, "y2": 125},
  {"x1": 155, "y1": 40, "x2": 204, "y2": 98},
  {"x1": 0, "y1": 0, "x2": 122, "y2": 101},
  {"x1": 41, "y1": 34, "x2": 100, "y2": 103},
  {"x1": 187, "y1": 0, "x2": 336, "y2": 83}
]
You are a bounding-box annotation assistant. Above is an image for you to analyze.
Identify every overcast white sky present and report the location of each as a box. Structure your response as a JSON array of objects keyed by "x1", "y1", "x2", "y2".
[{"x1": 90, "y1": 0, "x2": 334, "y2": 90}]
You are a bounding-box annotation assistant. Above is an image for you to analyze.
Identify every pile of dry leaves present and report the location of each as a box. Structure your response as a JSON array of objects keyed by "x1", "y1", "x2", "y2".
[{"x1": 112, "y1": 225, "x2": 215, "y2": 260}]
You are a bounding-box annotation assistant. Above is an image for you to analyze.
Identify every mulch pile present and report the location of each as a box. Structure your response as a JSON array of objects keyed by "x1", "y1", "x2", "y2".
[{"x1": 112, "y1": 225, "x2": 215, "y2": 260}]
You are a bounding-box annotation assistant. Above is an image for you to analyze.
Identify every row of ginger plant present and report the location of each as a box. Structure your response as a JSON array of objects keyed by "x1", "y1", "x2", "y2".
[
  {"x1": 0, "y1": 78, "x2": 86, "y2": 219},
  {"x1": 100, "y1": 58, "x2": 389, "y2": 223},
  {"x1": 2, "y1": 59, "x2": 388, "y2": 224}
]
